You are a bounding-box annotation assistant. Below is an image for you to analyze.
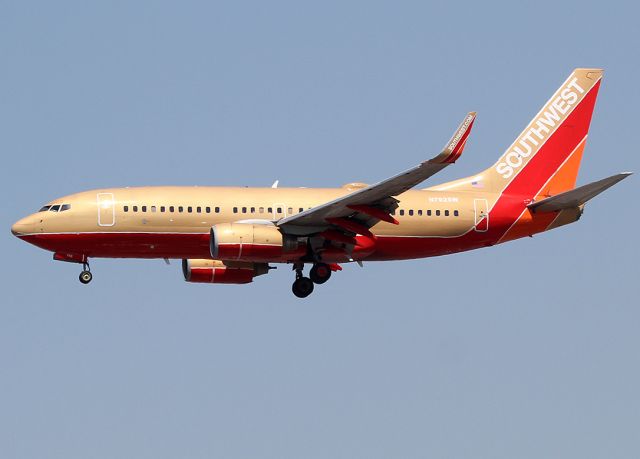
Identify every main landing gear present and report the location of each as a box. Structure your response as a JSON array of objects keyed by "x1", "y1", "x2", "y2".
[
  {"x1": 291, "y1": 262, "x2": 332, "y2": 298},
  {"x1": 79, "y1": 262, "x2": 92, "y2": 284},
  {"x1": 309, "y1": 263, "x2": 331, "y2": 284}
]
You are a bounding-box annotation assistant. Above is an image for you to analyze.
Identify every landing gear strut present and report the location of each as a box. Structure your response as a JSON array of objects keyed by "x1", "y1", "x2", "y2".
[
  {"x1": 291, "y1": 263, "x2": 314, "y2": 298},
  {"x1": 79, "y1": 262, "x2": 92, "y2": 284}
]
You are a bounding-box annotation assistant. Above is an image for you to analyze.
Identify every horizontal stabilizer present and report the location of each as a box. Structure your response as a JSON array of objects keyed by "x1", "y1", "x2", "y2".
[{"x1": 528, "y1": 172, "x2": 632, "y2": 213}]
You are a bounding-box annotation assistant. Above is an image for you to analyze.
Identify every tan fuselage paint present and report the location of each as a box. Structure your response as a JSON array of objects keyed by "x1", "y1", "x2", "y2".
[{"x1": 30, "y1": 186, "x2": 486, "y2": 239}]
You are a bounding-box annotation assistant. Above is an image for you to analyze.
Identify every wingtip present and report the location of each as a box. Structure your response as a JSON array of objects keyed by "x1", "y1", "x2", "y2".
[{"x1": 438, "y1": 112, "x2": 476, "y2": 163}]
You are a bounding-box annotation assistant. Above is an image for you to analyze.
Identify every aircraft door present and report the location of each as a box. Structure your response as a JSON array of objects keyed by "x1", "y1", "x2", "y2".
[
  {"x1": 97, "y1": 192, "x2": 115, "y2": 227},
  {"x1": 473, "y1": 198, "x2": 488, "y2": 232},
  {"x1": 272, "y1": 202, "x2": 287, "y2": 220}
]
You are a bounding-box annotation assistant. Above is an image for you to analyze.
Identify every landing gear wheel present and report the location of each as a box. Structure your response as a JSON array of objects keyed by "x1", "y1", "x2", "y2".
[
  {"x1": 292, "y1": 276, "x2": 314, "y2": 298},
  {"x1": 79, "y1": 270, "x2": 93, "y2": 284},
  {"x1": 310, "y1": 263, "x2": 332, "y2": 284}
]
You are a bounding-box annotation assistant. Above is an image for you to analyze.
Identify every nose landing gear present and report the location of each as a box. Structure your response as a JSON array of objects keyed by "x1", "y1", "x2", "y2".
[{"x1": 79, "y1": 262, "x2": 92, "y2": 284}]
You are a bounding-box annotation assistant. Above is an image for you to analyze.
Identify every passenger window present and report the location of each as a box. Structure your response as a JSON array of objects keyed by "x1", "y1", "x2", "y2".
[
  {"x1": 160, "y1": 206, "x2": 165, "y2": 213},
  {"x1": 124, "y1": 206, "x2": 129, "y2": 212},
  {"x1": 409, "y1": 209, "x2": 414, "y2": 216},
  {"x1": 151, "y1": 206, "x2": 157, "y2": 213},
  {"x1": 299, "y1": 207, "x2": 304, "y2": 213},
  {"x1": 454, "y1": 210, "x2": 459, "y2": 217},
  {"x1": 445, "y1": 210, "x2": 449, "y2": 216},
  {"x1": 427, "y1": 209, "x2": 432, "y2": 216},
  {"x1": 178, "y1": 206, "x2": 184, "y2": 213},
  {"x1": 399, "y1": 209, "x2": 405, "y2": 216},
  {"x1": 259, "y1": 207, "x2": 264, "y2": 213},
  {"x1": 215, "y1": 207, "x2": 220, "y2": 213},
  {"x1": 205, "y1": 207, "x2": 210, "y2": 213},
  {"x1": 39, "y1": 205, "x2": 51, "y2": 212},
  {"x1": 277, "y1": 207, "x2": 282, "y2": 214},
  {"x1": 418, "y1": 210, "x2": 423, "y2": 216},
  {"x1": 233, "y1": 207, "x2": 238, "y2": 213},
  {"x1": 242, "y1": 207, "x2": 247, "y2": 213},
  {"x1": 436, "y1": 210, "x2": 441, "y2": 216},
  {"x1": 250, "y1": 207, "x2": 255, "y2": 213},
  {"x1": 268, "y1": 207, "x2": 273, "y2": 213},
  {"x1": 169, "y1": 206, "x2": 174, "y2": 212},
  {"x1": 196, "y1": 206, "x2": 201, "y2": 213},
  {"x1": 133, "y1": 206, "x2": 138, "y2": 212},
  {"x1": 141, "y1": 206, "x2": 147, "y2": 212},
  {"x1": 288, "y1": 207, "x2": 293, "y2": 214},
  {"x1": 188, "y1": 206, "x2": 193, "y2": 213}
]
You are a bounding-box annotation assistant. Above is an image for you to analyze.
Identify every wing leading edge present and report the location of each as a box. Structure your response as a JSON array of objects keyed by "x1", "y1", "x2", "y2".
[{"x1": 278, "y1": 112, "x2": 476, "y2": 236}]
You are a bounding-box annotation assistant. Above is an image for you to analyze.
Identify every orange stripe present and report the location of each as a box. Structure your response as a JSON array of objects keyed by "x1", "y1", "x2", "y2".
[{"x1": 538, "y1": 137, "x2": 587, "y2": 198}]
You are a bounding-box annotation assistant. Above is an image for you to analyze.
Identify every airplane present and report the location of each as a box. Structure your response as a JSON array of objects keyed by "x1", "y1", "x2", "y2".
[{"x1": 11, "y1": 68, "x2": 632, "y2": 298}]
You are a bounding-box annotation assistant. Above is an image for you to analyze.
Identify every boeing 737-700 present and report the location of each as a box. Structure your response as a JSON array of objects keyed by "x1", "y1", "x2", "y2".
[{"x1": 11, "y1": 68, "x2": 631, "y2": 297}]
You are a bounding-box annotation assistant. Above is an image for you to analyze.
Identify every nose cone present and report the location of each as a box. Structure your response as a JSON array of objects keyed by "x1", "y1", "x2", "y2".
[{"x1": 11, "y1": 216, "x2": 35, "y2": 237}]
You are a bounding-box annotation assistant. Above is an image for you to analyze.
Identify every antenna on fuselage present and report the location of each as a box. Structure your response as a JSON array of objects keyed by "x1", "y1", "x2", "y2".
[{"x1": 271, "y1": 180, "x2": 279, "y2": 188}]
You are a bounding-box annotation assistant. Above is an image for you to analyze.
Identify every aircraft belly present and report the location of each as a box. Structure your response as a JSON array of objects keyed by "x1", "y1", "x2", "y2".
[{"x1": 19, "y1": 232, "x2": 212, "y2": 259}]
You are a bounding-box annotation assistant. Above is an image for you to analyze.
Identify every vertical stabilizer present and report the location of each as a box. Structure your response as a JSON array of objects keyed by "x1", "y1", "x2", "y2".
[{"x1": 435, "y1": 69, "x2": 603, "y2": 197}]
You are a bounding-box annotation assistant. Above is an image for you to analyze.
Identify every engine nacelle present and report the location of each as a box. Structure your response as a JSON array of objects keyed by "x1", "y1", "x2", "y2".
[
  {"x1": 182, "y1": 259, "x2": 269, "y2": 284},
  {"x1": 210, "y1": 223, "x2": 306, "y2": 262}
]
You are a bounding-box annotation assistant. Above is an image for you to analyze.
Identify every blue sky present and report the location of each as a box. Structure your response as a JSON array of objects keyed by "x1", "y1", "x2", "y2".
[{"x1": 1, "y1": 1, "x2": 638, "y2": 458}]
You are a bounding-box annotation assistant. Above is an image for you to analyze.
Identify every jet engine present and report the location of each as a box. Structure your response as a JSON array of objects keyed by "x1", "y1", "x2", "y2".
[
  {"x1": 210, "y1": 223, "x2": 306, "y2": 262},
  {"x1": 182, "y1": 259, "x2": 269, "y2": 284}
]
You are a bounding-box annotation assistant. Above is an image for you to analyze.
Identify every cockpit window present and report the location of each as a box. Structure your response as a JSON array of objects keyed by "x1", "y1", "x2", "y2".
[{"x1": 39, "y1": 203, "x2": 70, "y2": 212}]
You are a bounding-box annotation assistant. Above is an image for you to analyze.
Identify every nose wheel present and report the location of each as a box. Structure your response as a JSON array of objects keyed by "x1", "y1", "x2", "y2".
[{"x1": 79, "y1": 263, "x2": 92, "y2": 284}]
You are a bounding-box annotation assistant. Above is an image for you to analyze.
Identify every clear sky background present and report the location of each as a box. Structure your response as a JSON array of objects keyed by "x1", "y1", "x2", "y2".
[{"x1": 1, "y1": 1, "x2": 638, "y2": 458}]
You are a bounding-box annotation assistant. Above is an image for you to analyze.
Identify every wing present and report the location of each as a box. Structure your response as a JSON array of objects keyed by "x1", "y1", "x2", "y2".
[{"x1": 278, "y1": 112, "x2": 476, "y2": 236}]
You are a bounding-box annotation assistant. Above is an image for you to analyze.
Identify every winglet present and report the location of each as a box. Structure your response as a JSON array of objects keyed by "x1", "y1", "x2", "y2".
[
  {"x1": 528, "y1": 172, "x2": 632, "y2": 213},
  {"x1": 434, "y1": 112, "x2": 476, "y2": 164}
]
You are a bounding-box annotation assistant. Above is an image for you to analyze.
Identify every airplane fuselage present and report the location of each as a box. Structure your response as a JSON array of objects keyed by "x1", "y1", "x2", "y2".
[{"x1": 13, "y1": 185, "x2": 521, "y2": 262}]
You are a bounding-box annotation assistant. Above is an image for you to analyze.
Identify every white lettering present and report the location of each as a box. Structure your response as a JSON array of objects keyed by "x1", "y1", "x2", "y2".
[
  {"x1": 566, "y1": 77, "x2": 585, "y2": 94},
  {"x1": 552, "y1": 96, "x2": 570, "y2": 115},
  {"x1": 506, "y1": 151, "x2": 523, "y2": 168},
  {"x1": 521, "y1": 131, "x2": 539, "y2": 146},
  {"x1": 538, "y1": 105, "x2": 560, "y2": 128},
  {"x1": 531, "y1": 120, "x2": 550, "y2": 139},
  {"x1": 514, "y1": 141, "x2": 533, "y2": 157},
  {"x1": 497, "y1": 162, "x2": 513, "y2": 179},
  {"x1": 494, "y1": 74, "x2": 587, "y2": 179},
  {"x1": 560, "y1": 88, "x2": 578, "y2": 105}
]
